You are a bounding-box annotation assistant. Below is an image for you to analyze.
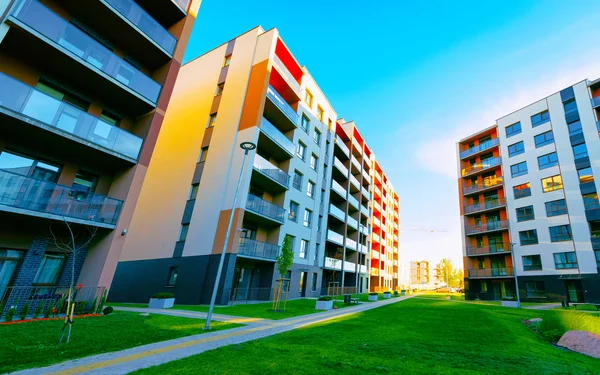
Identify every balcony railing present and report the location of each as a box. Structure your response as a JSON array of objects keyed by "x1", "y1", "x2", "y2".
[
  {"x1": 0, "y1": 74, "x2": 143, "y2": 160},
  {"x1": 335, "y1": 137, "x2": 350, "y2": 157},
  {"x1": 238, "y1": 238, "x2": 279, "y2": 260},
  {"x1": 333, "y1": 157, "x2": 349, "y2": 178},
  {"x1": 372, "y1": 250, "x2": 380, "y2": 259},
  {"x1": 373, "y1": 217, "x2": 381, "y2": 228},
  {"x1": 347, "y1": 216, "x2": 358, "y2": 230},
  {"x1": 12, "y1": 0, "x2": 161, "y2": 104},
  {"x1": 331, "y1": 180, "x2": 347, "y2": 198},
  {"x1": 462, "y1": 177, "x2": 503, "y2": 195},
  {"x1": 361, "y1": 225, "x2": 369, "y2": 236},
  {"x1": 466, "y1": 244, "x2": 511, "y2": 256},
  {"x1": 260, "y1": 118, "x2": 295, "y2": 155},
  {"x1": 464, "y1": 198, "x2": 506, "y2": 214},
  {"x1": 372, "y1": 233, "x2": 380, "y2": 243},
  {"x1": 0, "y1": 168, "x2": 122, "y2": 226},
  {"x1": 361, "y1": 204, "x2": 369, "y2": 217},
  {"x1": 461, "y1": 157, "x2": 502, "y2": 177},
  {"x1": 327, "y1": 230, "x2": 344, "y2": 246},
  {"x1": 352, "y1": 138, "x2": 362, "y2": 154},
  {"x1": 104, "y1": 0, "x2": 176, "y2": 54},
  {"x1": 591, "y1": 96, "x2": 600, "y2": 109},
  {"x1": 468, "y1": 268, "x2": 514, "y2": 278},
  {"x1": 370, "y1": 268, "x2": 380, "y2": 276},
  {"x1": 272, "y1": 55, "x2": 301, "y2": 96},
  {"x1": 324, "y1": 256, "x2": 342, "y2": 270},
  {"x1": 329, "y1": 204, "x2": 346, "y2": 222},
  {"x1": 465, "y1": 220, "x2": 509, "y2": 235},
  {"x1": 348, "y1": 194, "x2": 359, "y2": 209},
  {"x1": 346, "y1": 238, "x2": 357, "y2": 250},
  {"x1": 245, "y1": 194, "x2": 285, "y2": 223},
  {"x1": 362, "y1": 186, "x2": 371, "y2": 201},
  {"x1": 373, "y1": 201, "x2": 381, "y2": 212},
  {"x1": 266, "y1": 85, "x2": 298, "y2": 125},
  {"x1": 350, "y1": 175, "x2": 360, "y2": 190},
  {"x1": 351, "y1": 155, "x2": 361, "y2": 171},
  {"x1": 252, "y1": 154, "x2": 290, "y2": 188},
  {"x1": 362, "y1": 169, "x2": 370, "y2": 183},
  {"x1": 460, "y1": 138, "x2": 500, "y2": 159}
]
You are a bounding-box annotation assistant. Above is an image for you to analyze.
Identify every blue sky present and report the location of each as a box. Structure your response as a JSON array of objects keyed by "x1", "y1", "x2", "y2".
[{"x1": 184, "y1": 0, "x2": 600, "y2": 269}]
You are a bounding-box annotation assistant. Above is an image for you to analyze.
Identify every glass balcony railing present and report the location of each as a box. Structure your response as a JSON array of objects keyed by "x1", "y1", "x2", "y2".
[
  {"x1": 351, "y1": 155, "x2": 361, "y2": 171},
  {"x1": 346, "y1": 238, "x2": 357, "y2": 250},
  {"x1": 350, "y1": 175, "x2": 360, "y2": 190},
  {"x1": 0, "y1": 73, "x2": 143, "y2": 160},
  {"x1": 324, "y1": 256, "x2": 342, "y2": 270},
  {"x1": 343, "y1": 261, "x2": 357, "y2": 272},
  {"x1": 347, "y1": 216, "x2": 358, "y2": 230},
  {"x1": 362, "y1": 187, "x2": 371, "y2": 201},
  {"x1": 104, "y1": 0, "x2": 177, "y2": 54},
  {"x1": 252, "y1": 154, "x2": 290, "y2": 188},
  {"x1": 362, "y1": 169, "x2": 370, "y2": 183},
  {"x1": 460, "y1": 138, "x2": 500, "y2": 159},
  {"x1": 468, "y1": 268, "x2": 514, "y2": 278},
  {"x1": 461, "y1": 157, "x2": 502, "y2": 177},
  {"x1": 0, "y1": 168, "x2": 122, "y2": 225},
  {"x1": 12, "y1": 0, "x2": 161, "y2": 103},
  {"x1": 329, "y1": 204, "x2": 346, "y2": 222},
  {"x1": 591, "y1": 96, "x2": 600, "y2": 109},
  {"x1": 238, "y1": 238, "x2": 279, "y2": 260},
  {"x1": 272, "y1": 54, "x2": 301, "y2": 95},
  {"x1": 465, "y1": 220, "x2": 509, "y2": 235},
  {"x1": 326, "y1": 230, "x2": 344, "y2": 246},
  {"x1": 335, "y1": 137, "x2": 350, "y2": 157},
  {"x1": 352, "y1": 138, "x2": 362, "y2": 154},
  {"x1": 260, "y1": 118, "x2": 295, "y2": 155},
  {"x1": 348, "y1": 194, "x2": 359, "y2": 209},
  {"x1": 464, "y1": 198, "x2": 506, "y2": 214},
  {"x1": 266, "y1": 85, "x2": 298, "y2": 125},
  {"x1": 462, "y1": 177, "x2": 503, "y2": 195},
  {"x1": 361, "y1": 204, "x2": 369, "y2": 217},
  {"x1": 331, "y1": 180, "x2": 347, "y2": 198},
  {"x1": 245, "y1": 194, "x2": 285, "y2": 223},
  {"x1": 466, "y1": 244, "x2": 511, "y2": 256},
  {"x1": 333, "y1": 157, "x2": 349, "y2": 178}
]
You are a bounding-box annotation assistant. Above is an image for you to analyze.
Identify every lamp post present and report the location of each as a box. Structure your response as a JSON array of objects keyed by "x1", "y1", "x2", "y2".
[
  {"x1": 204, "y1": 141, "x2": 256, "y2": 330},
  {"x1": 510, "y1": 242, "x2": 521, "y2": 308},
  {"x1": 355, "y1": 225, "x2": 363, "y2": 297}
]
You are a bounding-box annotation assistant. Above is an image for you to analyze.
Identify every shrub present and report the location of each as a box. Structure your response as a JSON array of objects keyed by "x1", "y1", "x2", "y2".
[
  {"x1": 151, "y1": 292, "x2": 175, "y2": 299},
  {"x1": 97, "y1": 290, "x2": 107, "y2": 314},
  {"x1": 5, "y1": 305, "x2": 17, "y2": 322},
  {"x1": 317, "y1": 296, "x2": 333, "y2": 301},
  {"x1": 76, "y1": 301, "x2": 87, "y2": 315},
  {"x1": 33, "y1": 302, "x2": 44, "y2": 319},
  {"x1": 56, "y1": 295, "x2": 67, "y2": 316},
  {"x1": 43, "y1": 302, "x2": 52, "y2": 318},
  {"x1": 384, "y1": 291, "x2": 392, "y2": 294},
  {"x1": 89, "y1": 297, "x2": 98, "y2": 314},
  {"x1": 103, "y1": 306, "x2": 114, "y2": 315},
  {"x1": 368, "y1": 292, "x2": 378, "y2": 296},
  {"x1": 0, "y1": 301, "x2": 5, "y2": 318},
  {"x1": 19, "y1": 302, "x2": 30, "y2": 320}
]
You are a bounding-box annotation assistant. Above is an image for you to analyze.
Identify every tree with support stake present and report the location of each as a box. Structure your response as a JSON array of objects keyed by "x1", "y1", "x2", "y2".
[{"x1": 272, "y1": 235, "x2": 293, "y2": 312}]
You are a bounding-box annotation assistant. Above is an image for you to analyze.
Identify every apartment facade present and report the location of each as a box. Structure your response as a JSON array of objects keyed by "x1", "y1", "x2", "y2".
[
  {"x1": 458, "y1": 79, "x2": 600, "y2": 303},
  {"x1": 109, "y1": 27, "x2": 400, "y2": 305},
  {"x1": 0, "y1": 0, "x2": 200, "y2": 305}
]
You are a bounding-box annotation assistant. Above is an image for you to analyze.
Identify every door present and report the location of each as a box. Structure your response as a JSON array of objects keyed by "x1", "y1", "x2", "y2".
[
  {"x1": 490, "y1": 259, "x2": 506, "y2": 276},
  {"x1": 565, "y1": 280, "x2": 584, "y2": 303},
  {"x1": 493, "y1": 283, "x2": 501, "y2": 300},
  {"x1": 232, "y1": 268, "x2": 252, "y2": 301},
  {"x1": 299, "y1": 272, "x2": 307, "y2": 297}
]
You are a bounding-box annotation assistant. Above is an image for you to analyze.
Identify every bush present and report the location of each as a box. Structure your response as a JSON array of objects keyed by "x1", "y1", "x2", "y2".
[
  {"x1": 19, "y1": 302, "x2": 29, "y2": 320},
  {"x1": 317, "y1": 296, "x2": 332, "y2": 301},
  {"x1": 76, "y1": 301, "x2": 87, "y2": 315},
  {"x1": 384, "y1": 291, "x2": 392, "y2": 294},
  {"x1": 5, "y1": 305, "x2": 16, "y2": 322},
  {"x1": 368, "y1": 292, "x2": 378, "y2": 296},
  {"x1": 43, "y1": 302, "x2": 52, "y2": 319},
  {"x1": 89, "y1": 297, "x2": 98, "y2": 314},
  {"x1": 151, "y1": 292, "x2": 175, "y2": 299},
  {"x1": 97, "y1": 290, "x2": 107, "y2": 314},
  {"x1": 103, "y1": 306, "x2": 114, "y2": 315},
  {"x1": 33, "y1": 302, "x2": 44, "y2": 319}
]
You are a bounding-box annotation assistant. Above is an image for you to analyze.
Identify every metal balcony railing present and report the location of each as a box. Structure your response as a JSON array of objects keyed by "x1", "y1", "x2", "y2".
[
  {"x1": 462, "y1": 177, "x2": 503, "y2": 195},
  {"x1": 465, "y1": 244, "x2": 511, "y2": 256},
  {"x1": 260, "y1": 118, "x2": 295, "y2": 155},
  {"x1": 238, "y1": 238, "x2": 279, "y2": 260},
  {"x1": 468, "y1": 268, "x2": 514, "y2": 278},
  {"x1": 252, "y1": 154, "x2": 290, "y2": 187},
  {"x1": 0, "y1": 168, "x2": 122, "y2": 225},
  {"x1": 465, "y1": 220, "x2": 509, "y2": 235},
  {"x1": 464, "y1": 198, "x2": 506, "y2": 214},
  {"x1": 266, "y1": 85, "x2": 298, "y2": 125},
  {"x1": 460, "y1": 138, "x2": 500, "y2": 159},
  {"x1": 245, "y1": 194, "x2": 285, "y2": 223},
  {"x1": 461, "y1": 157, "x2": 502, "y2": 177},
  {"x1": 0, "y1": 73, "x2": 143, "y2": 160},
  {"x1": 333, "y1": 157, "x2": 349, "y2": 178}
]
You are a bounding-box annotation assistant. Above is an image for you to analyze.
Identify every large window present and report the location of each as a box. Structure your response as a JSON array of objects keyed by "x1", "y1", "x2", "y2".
[
  {"x1": 72, "y1": 172, "x2": 97, "y2": 192},
  {"x1": 303, "y1": 209, "x2": 313, "y2": 228},
  {"x1": 567, "y1": 120, "x2": 583, "y2": 136},
  {"x1": 300, "y1": 115, "x2": 310, "y2": 132},
  {"x1": 288, "y1": 201, "x2": 299, "y2": 222},
  {"x1": 525, "y1": 281, "x2": 546, "y2": 298},
  {"x1": 293, "y1": 170, "x2": 303, "y2": 190},
  {"x1": 541, "y1": 175, "x2": 563, "y2": 193},
  {"x1": 313, "y1": 129, "x2": 321, "y2": 145},
  {"x1": 531, "y1": 110, "x2": 550, "y2": 127},
  {"x1": 513, "y1": 183, "x2": 531, "y2": 199},
  {"x1": 299, "y1": 239, "x2": 308, "y2": 259},
  {"x1": 0, "y1": 150, "x2": 60, "y2": 182},
  {"x1": 553, "y1": 252, "x2": 577, "y2": 269},
  {"x1": 310, "y1": 154, "x2": 318, "y2": 171},
  {"x1": 516, "y1": 205, "x2": 534, "y2": 222},
  {"x1": 296, "y1": 142, "x2": 306, "y2": 160},
  {"x1": 33, "y1": 254, "x2": 65, "y2": 285},
  {"x1": 583, "y1": 193, "x2": 600, "y2": 210},
  {"x1": 549, "y1": 225, "x2": 572, "y2": 242},
  {"x1": 522, "y1": 255, "x2": 542, "y2": 271},
  {"x1": 545, "y1": 199, "x2": 567, "y2": 217},
  {"x1": 519, "y1": 229, "x2": 538, "y2": 246},
  {"x1": 572, "y1": 143, "x2": 588, "y2": 160},
  {"x1": 563, "y1": 98, "x2": 577, "y2": 114},
  {"x1": 505, "y1": 122, "x2": 522, "y2": 138},
  {"x1": 537, "y1": 152, "x2": 558, "y2": 170},
  {"x1": 307, "y1": 180, "x2": 315, "y2": 198},
  {"x1": 534, "y1": 131, "x2": 554, "y2": 148},
  {"x1": 577, "y1": 167, "x2": 594, "y2": 184},
  {"x1": 510, "y1": 161, "x2": 528, "y2": 177},
  {"x1": 0, "y1": 250, "x2": 23, "y2": 298},
  {"x1": 508, "y1": 141, "x2": 525, "y2": 157},
  {"x1": 166, "y1": 266, "x2": 178, "y2": 286}
]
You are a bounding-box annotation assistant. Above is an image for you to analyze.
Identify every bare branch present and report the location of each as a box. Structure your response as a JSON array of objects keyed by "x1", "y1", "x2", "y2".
[{"x1": 49, "y1": 225, "x2": 72, "y2": 252}]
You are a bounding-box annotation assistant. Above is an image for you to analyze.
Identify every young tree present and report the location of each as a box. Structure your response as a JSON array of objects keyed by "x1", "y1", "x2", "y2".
[
  {"x1": 276, "y1": 235, "x2": 294, "y2": 278},
  {"x1": 436, "y1": 258, "x2": 453, "y2": 286}
]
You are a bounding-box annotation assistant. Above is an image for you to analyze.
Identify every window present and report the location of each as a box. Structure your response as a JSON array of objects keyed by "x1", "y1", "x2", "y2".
[
  {"x1": 583, "y1": 193, "x2": 600, "y2": 210},
  {"x1": 545, "y1": 199, "x2": 567, "y2": 217},
  {"x1": 314, "y1": 243, "x2": 319, "y2": 261},
  {"x1": 534, "y1": 131, "x2": 554, "y2": 148},
  {"x1": 299, "y1": 239, "x2": 308, "y2": 259},
  {"x1": 519, "y1": 229, "x2": 538, "y2": 246},
  {"x1": 531, "y1": 110, "x2": 550, "y2": 127},
  {"x1": 595, "y1": 250, "x2": 600, "y2": 267},
  {"x1": 72, "y1": 172, "x2": 97, "y2": 192},
  {"x1": 0, "y1": 150, "x2": 60, "y2": 182},
  {"x1": 222, "y1": 54, "x2": 232, "y2": 67},
  {"x1": 505, "y1": 122, "x2": 522, "y2": 138},
  {"x1": 477, "y1": 259, "x2": 485, "y2": 269},
  {"x1": 288, "y1": 201, "x2": 299, "y2": 222},
  {"x1": 523, "y1": 255, "x2": 542, "y2": 271},
  {"x1": 293, "y1": 170, "x2": 303, "y2": 190},
  {"x1": 567, "y1": 120, "x2": 582, "y2": 136},
  {"x1": 311, "y1": 273, "x2": 317, "y2": 291},
  {"x1": 215, "y1": 83, "x2": 224, "y2": 96},
  {"x1": 199, "y1": 147, "x2": 209, "y2": 163},
  {"x1": 525, "y1": 281, "x2": 546, "y2": 298},
  {"x1": 179, "y1": 224, "x2": 189, "y2": 241},
  {"x1": 563, "y1": 98, "x2": 577, "y2": 114},
  {"x1": 513, "y1": 183, "x2": 531, "y2": 199},
  {"x1": 554, "y1": 252, "x2": 577, "y2": 269},
  {"x1": 313, "y1": 129, "x2": 321, "y2": 145},
  {"x1": 303, "y1": 209, "x2": 313, "y2": 228},
  {"x1": 510, "y1": 161, "x2": 528, "y2": 177},
  {"x1": 300, "y1": 115, "x2": 310, "y2": 132},
  {"x1": 207, "y1": 113, "x2": 217, "y2": 128},
  {"x1": 516, "y1": 205, "x2": 534, "y2": 222},
  {"x1": 310, "y1": 154, "x2": 318, "y2": 171},
  {"x1": 541, "y1": 175, "x2": 563, "y2": 193},
  {"x1": 304, "y1": 90, "x2": 313, "y2": 108},
  {"x1": 572, "y1": 143, "x2": 588, "y2": 160},
  {"x1": 549, "y1": 225, "x2": 572, "y2": 242},
  {"x1": 307, "y1": 180, "x2": 315, "y2": 198},
  {"x1": 296, "y1": 141, "x2": 306, "y2": 160},
  {"x1": 577, "y1": 167, "x2": 594, "y2": 184},
  {"x1": 188, "y1": 183, "x2": 199, "y2": 200},
  {"x1": 316, "y1": 106, "x2": 324, "y2": 122},
  {"x1": 167, "y1": 266, "x2": 178, "y2": 286},
  {"x1": 481, "y1": 281, "x2": 487, "y2": 292},
  {"x1": 33, "y1": 254, "x2": 65, "y2": 285},
  {"x1": 100, "y1": 111, "x2": 120, "y2": 127},
  {"x1": 508, "y1": 141, "x2": 525, "y2": 157},
  {"x1": 537, "y1": 152, "x2": 558, "y2": 170}
]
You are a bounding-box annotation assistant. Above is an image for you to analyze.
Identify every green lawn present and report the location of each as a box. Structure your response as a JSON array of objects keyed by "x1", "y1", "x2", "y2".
[
  {"x1": 133, "y1": 299, "x2": 600, "y2": 375},
  {"x1": 0, "y1": 311, "x2": 239, "y2": 373},
  {"x1": 110, "y1": 298, "x2": 352, "y2": 320}
]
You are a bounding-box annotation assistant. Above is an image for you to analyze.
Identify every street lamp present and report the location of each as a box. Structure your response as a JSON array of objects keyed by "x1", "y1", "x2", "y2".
[
  {"x1": 204, "y1": 141, "x2": 256, "y2": 330},
  {"x1": 510, "y1": 242, "x2": 521, "y2": 308},
  {"x1": 355, "y1": 225, "x2": 364, "y2": 297}
]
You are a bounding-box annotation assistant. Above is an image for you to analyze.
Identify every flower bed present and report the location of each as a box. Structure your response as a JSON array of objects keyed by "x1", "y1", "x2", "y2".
[{"x1": 1, "y1": 313, "x2": 102, "y2": 325}]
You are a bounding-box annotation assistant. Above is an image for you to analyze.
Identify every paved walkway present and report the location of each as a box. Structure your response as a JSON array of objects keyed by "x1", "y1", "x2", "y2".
[{"x1": 10, "y1": 296, "x2": 412, "y2": 375}]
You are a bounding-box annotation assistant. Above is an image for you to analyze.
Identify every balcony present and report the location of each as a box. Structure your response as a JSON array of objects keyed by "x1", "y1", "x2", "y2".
[
  {"x1": 329, "y1": 204, "x2": 346, "y2": 222},
  {"x1": 464, "y1": 198, "x2": 506, "y2": 215},
  {"x1": 361, "y1": 225, "x2": 369, "y2": 236},
  {"x1": 461, "y1": 157, "x2": 502, "y2": 177},
  {"x1": 258, "y1": 118, "x2": 295, "y2": 159},
  {"x1": 460, "y1": 138, "x2": 500, "y2": 159},
  {"x1": 238, "y1": 238, "x2": 279, "y2": 261},
  {"x1": 373, "y1": 217, "x2": 381, "y2": 229},
  {"x1": 347, "y1": 216, "x2": 358, "y2": 230},
  {"x1": 362, "y1": 187, "x2": 371, "y2": 201},
  {"x1": 592, "y1": 237, "x2": 600, "y2": 251},
  {"x1": 372, "y1": 250, "x2": 380, "y2": 259},
  {"x1": 362, "y1": 169, "x2": 370, "y2": 183},
  {"x1": 331, "y1": 180, "x2": 347, "y2": 199},
  {"x1": 327, "y1": 230, "x2": 344, "y2": 246},
  {"x1": 372, "y1": 233, "x2": 381, "y2": 243},
  {"x1": 272, "y1": 55, "x2": 301, "y2": 97},
  {"x1": 350, "y1": 155, "x2": 361, "y2": 172},
  {"x1": 462, "y1": 177, "x2": 504, "y2": 196},
  {"x1": 465, "y1": 220, "x2": 509, "y2": 235},
  {"x1": 132, "y1": 0, "x2": 188, "y2": 27},
  {"x1": 466, "y1": 244, "x2": 511, "y2": 257},
  {"x1": 352, "y1": 138, "x2": 362, "y2": 155},
  {"x1": 333, "y1": 157, "x2": 349, "y2": 179},
  {"x1": 360, "y1": 204, "x2": 369, "y2": 217},
  {"x1": 324, "y1": 257, "x2": 342, "y2": 270},
  {"x1": 373, "y1": 201, "x2": 381, "y2": 212},
  {"x1": 346, "y1": 238, "x2": 357, "y2": 250},
  {"x1": 348, "y1": 194, "x2": 359, "y2": 210},
  {"x1": 264, "y1": 86, "x2": 298, "y2": 131},
  {"x1": 0, "y1": 168, "x2": 122, "y2": 228},
  {"x1": 0, "y1": 73, "x2": 143, "y2": 162},
  {"x1": 350, "y1": 175, "x2": 360, "y2": 191},
  {"x1": 591, "y1": 96, "x2": 600, "y2": 109},
  {"x1": 468, "y1": 268, "x2": 514, "y2": 278},
  {"x1": 252, "y1": 155, "x2": 289, "y2": 192},
  {"x1": 370, "y1": 268, "x2": 380, "y2": 276},
  {"x1": 9, "y1": 0, "x2": 161, "y2": 112},
  {"x1": 245, "y1": 194, "x2": 285, "y2": 225},
  {"x1": 334, "y1": 137, "x2": 350, "y2": 159}
]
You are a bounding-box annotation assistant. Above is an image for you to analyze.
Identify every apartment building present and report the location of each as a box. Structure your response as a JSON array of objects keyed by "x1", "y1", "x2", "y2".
[
  {"x1": 458, "y1": 79, "x2": 600, "y2": 303},
  {"x1": 0, "y1": 0, "x2": 200, "y2": 305},
  {"x1": 410, "y1": 260, "x2": 431, "y2": 288},
  {"x1": 109, "y1": 26, "x2": 400, "y2": 304}
]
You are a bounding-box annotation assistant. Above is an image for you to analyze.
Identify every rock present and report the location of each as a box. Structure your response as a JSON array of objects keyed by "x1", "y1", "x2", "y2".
[
  {"x1": 557, "y1": 330, "x2": 600, "y2": 359},
  {"x1": 528, "y1": 318, "x2": 543, "y2": 324},
  {"x1": 140, "y1": 313, "x2": 150, "y2": 317}
]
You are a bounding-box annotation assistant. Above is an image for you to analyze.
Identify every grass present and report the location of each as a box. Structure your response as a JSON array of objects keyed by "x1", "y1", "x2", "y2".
[
  {"x1": 0, "y1": 311, "x2": 239, "y2": 373},
  {"x1": 133, "y1": 298, "x2": 600, "y2": 375},
  {"x1": 110, "y1": 298, "x2": 353, "y2": 320}
]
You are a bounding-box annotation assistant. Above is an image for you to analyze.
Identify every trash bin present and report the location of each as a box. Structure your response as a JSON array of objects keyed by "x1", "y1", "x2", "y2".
[{"x1": 344, "y1": 294, "x2": 351, "y2": 304}]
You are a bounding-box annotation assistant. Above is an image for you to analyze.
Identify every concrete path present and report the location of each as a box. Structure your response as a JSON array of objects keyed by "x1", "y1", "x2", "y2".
[{"x1": 9, "y1": 296, "x2": 411, "y2": 375}]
